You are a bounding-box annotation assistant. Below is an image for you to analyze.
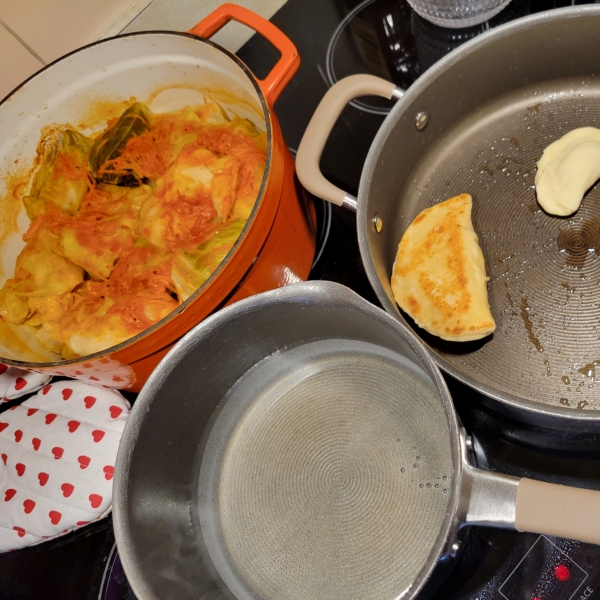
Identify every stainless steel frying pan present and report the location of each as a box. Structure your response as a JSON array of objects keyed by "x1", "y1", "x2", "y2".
[
  {"x1": 296, "y1": 6, "x2": 600, "y2": 430},
  {"x1": 114, "y1": 281, "x2": 600, "y2": 600}
]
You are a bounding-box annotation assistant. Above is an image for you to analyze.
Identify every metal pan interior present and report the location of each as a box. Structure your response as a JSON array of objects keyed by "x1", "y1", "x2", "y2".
[
  {"x1": 383, "y1": 78, "x2": 600, "y2": 412},
  {"x1": 195, "y1": 338, "x2": 454, "y2": 600}
]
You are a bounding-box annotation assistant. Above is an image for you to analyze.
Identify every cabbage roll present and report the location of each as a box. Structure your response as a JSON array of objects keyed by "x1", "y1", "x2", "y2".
[
  {"x1": 23, "y1": 128, "x2": 93, "y2": 219},
  {"x1": 171, "y1": 219, "x2": 246, "y2": 301},
  {"x1": 0, "y1": 229, "x2": 84, "y2": 325}
]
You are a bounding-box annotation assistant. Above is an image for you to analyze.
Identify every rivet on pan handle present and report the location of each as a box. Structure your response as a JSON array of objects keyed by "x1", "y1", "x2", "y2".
[
  {"x1": 296, "y1": 74, "x2": 403, "y2": 211},
  {"x1": 188, "y1": 3, "x2": 300, "y2": 107}
]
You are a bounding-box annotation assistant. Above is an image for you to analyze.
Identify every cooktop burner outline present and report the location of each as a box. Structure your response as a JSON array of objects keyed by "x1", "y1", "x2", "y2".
[
  {"x1": 326, "y1": 0, "x2": 393, "y2": 115},
  {"x1": 498, "y1": 536, "x2": 588, "y2": 600},
  {"x1": 98, "y1": 542, "x2": 118, "y2": 599}
]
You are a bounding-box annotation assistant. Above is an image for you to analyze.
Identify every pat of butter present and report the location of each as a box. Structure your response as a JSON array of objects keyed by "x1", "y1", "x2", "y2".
[{"x1": 535, "y1": 127, "x2": 600, "y2": 216}]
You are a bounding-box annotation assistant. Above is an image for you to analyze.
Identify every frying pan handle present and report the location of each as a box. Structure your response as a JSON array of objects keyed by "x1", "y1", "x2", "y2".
[
  {"x1": 188, "y1": 3, "x2": 300, "y2": 107},
  {"x1": 296, "y1": 75, "x2": 402, "y2": 211},
  {"x1": 515, "y1": 478, "x2": 600, "y2": 545}
]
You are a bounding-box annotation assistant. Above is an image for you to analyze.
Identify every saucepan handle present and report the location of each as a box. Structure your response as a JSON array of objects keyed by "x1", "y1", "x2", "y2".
[
  {"x1": 188, "y1": 3, "x2": 300, "y2": 107},
  {"x1": 462, "y1": 432, "x2": 600, "y2": 546},
  {"x1": 296, "y1": 75, "x2": 402, "y2": 211},
  {"x1": 465, "y1": 466, "x2": 600, "y2": 545},
  {"x1": 515, "y1": 478, "x2": 600, "y2": 545}
]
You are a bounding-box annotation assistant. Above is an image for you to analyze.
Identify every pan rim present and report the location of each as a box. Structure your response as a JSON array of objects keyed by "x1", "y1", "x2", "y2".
[{"x1": 357, "y1": 4, "x2": 600, "y2": 429}]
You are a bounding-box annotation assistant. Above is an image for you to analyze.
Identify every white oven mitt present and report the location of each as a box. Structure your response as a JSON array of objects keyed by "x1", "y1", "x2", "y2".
[
  {"x1": 0, "y1": 380, "x2": 130, "y2": 551},
  {"x1": 0, "y1": 364, "x2": 52, "y2": 402}
]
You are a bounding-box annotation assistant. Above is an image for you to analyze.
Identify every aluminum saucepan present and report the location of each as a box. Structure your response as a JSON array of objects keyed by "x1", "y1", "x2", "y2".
[
  {"x1": 114, "y1": 281, "x2": 600, "y2": 600},
  {"x1": 296, "y1": 6, "x2": 600, "y2": 431}
]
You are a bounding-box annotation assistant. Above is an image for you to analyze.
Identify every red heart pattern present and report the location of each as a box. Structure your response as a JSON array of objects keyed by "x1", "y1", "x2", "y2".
[
  {"x1": 14, "y1": 377, "x2": 27, "y2": 391},
  {"x1": 78, "y1": 455, "x2": 90, "y2": 469},
  {"x1": 109, "y1": 406, "x2": 122, "y2": 419},
  {"x1": 84, "y1": 396, "x2": 96, "y2": 409},
  {"x1": 61, "y1": 483, "x2": 74, "y2": 498},
  {"x1": 89, "y1": 494, "x2": 103, "y2": 509},
  {"x1": 92, "y1": 430, "x2": 105, "y2": 443},
  {"x1": 0, "y1": 364, "x2": 7, "y2": 375},
  {"x1": 13, "y1": 526, "x2": 25, "y2": 537},
  {"x1": 0, "y1": 380, "x2": 130, "y2": 551}
]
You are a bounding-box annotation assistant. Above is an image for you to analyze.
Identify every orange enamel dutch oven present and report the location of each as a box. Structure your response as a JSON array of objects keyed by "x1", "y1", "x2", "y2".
[{"x1": 0, "y1": 4, "x2": 315, "y2": 391}]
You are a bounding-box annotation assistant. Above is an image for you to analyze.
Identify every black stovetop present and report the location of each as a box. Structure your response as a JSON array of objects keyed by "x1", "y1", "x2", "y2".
[{"x1": 2, "y1": 1, "x2": 600, "y2": 598}]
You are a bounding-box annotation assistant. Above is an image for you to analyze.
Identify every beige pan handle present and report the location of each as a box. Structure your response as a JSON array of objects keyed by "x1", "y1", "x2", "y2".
[
  {"x1": 516, "y1": 478, "x2": 600, "y2": 545},
  {"x1": 461, "y1": 432, "x2": 600, "y2": 546},
  {"x1": 295, "y1": 74, "x2": 402, "y2": 210}
]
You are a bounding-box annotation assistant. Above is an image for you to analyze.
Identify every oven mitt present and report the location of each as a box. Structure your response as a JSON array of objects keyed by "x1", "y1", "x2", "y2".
[
  {"x1": 0, "y1": 380, "x2": 130, "y2": 551},
  {"x1": 0, "y1": 364, "x2": 52, "y2": 402}
]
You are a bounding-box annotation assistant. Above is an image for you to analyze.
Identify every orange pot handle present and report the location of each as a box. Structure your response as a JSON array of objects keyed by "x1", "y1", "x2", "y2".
[{"x1": 188, "y1": 3, "x2": 299, "y2": 107}]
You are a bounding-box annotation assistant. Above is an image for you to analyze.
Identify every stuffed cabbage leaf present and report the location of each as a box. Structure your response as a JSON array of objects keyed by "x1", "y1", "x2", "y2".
[
  {"x1": 23, "y1": 128, "x2": 93, "y2": 219},
  {"x1": 171, "y1": 219, "x2": 246, "y2": 301}
]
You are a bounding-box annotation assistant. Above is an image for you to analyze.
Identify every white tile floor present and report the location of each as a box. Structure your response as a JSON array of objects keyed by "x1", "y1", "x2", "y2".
[
  {"x1": 0, "y1": 0, "x2": 286, "y2": 100},
  {"x1": 0, "y1": 0, "x2": 152, "y2": 99},
  {"x1": 0, "y1": 23, "x2": 43, "y2": 95}
]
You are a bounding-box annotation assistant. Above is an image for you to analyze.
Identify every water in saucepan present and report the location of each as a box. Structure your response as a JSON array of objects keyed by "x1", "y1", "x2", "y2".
[{"x1": 196, "y1": 339, "x2": 454, "y2": 600}]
